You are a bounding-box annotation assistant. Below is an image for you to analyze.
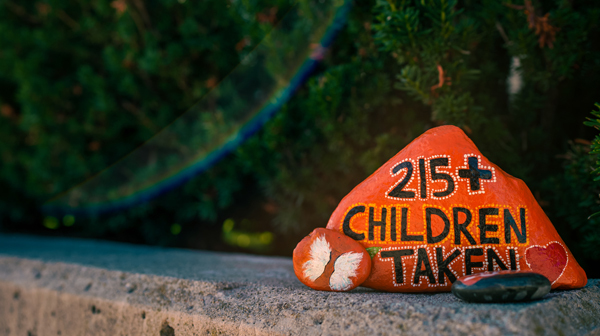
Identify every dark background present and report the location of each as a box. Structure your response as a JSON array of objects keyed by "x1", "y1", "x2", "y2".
[{"x1": 1, "y1": 0, "x2": 599, "y2": 277}]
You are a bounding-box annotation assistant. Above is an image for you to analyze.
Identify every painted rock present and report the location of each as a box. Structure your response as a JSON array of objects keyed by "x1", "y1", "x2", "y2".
[
  {"x1": 451, "y1": 270, "x2": 551, "y2": 303},
  {"x1": 293, "y1": 228, "x2": 371, "y2": 291},
  {"x1": 326, "y1": 125, "x2": 587, "y2": 292}
]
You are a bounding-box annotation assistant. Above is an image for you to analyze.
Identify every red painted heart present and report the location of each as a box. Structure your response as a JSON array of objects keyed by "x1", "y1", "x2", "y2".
[{"x1": 525, "y1": 242, "x2": 567, "y2": 284}]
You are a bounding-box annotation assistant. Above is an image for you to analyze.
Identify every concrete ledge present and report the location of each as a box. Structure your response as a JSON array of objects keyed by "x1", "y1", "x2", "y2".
[{"x1": 0, "y1": 234, "x2": 599, "y2": 336}]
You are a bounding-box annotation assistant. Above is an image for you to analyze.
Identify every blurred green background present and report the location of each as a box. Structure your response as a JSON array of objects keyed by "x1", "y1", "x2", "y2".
[{"x1": 1, "y1": 0, "x2": 599, "y2": 277}]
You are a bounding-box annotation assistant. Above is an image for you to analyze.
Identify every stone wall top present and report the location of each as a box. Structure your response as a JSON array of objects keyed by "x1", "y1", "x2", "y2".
[{"x1": 0, "y1": 234, "x2": 599, "y2": 335}]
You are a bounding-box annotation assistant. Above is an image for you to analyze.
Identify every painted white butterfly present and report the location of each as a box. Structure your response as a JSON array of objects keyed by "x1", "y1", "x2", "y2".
[
  {"x1": 303, "y1": 235, "x2": 331, "y2": 281},
  {"x1": 302, "y1": 235, "x2": 363, "y2": 291},
  {"x1": 329, "y1": 251, "x2": 363, "y2": 291}
]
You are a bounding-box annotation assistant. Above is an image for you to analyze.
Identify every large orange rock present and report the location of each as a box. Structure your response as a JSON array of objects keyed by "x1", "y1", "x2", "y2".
[{"x1": 326, "y1": 125, "x2": 587, "y2": 292}]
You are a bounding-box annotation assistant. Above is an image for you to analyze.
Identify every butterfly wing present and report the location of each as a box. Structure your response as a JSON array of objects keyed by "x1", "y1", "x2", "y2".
[
  {"x1": 329, "y1": 251, "x2": 363, "y2": 291},
  {"x1": 302, "y1": 235, "x2": 331, "y2": 281}
]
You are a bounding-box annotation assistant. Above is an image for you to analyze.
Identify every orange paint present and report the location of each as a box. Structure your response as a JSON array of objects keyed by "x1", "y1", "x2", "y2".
[
  {"x1": 293, "y1": 228, "x2": 371, "y2": 291},
  {"x1": 324, "y1": 125, "x2": 587, "y2": 292}
]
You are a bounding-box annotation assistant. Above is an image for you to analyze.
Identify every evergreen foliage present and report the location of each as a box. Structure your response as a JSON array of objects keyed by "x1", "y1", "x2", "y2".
[
  {"x1": 584, "y1": 103, "x2": 600, "y2": 181},
  {"x1": 1, "y1": 0, "x2": 599, "y2": 274},
  {"x1": 542, "y1": 139, "x2": 600, "y2": 271},
  {"x1": 0, "y1": 0, "x2": 291, "y2": 243}
]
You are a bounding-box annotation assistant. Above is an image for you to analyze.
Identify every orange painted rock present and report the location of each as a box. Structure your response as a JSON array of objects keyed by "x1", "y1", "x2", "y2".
[
  {"x1": 325, "y1": 125, "x2": 587, "y2": 292},
  {"x1": 293, "y1": 228, "x2": 371, "y2": 291}
]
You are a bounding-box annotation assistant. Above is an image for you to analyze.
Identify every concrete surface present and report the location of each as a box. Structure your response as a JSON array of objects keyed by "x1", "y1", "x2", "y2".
[{"x1": 0, "y1": 234, "x2": 599, "y2": 336}]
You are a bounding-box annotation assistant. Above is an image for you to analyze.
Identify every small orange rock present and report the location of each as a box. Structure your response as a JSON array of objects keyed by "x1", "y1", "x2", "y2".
[{"x1": 293, "y1": 228, "x2": 371, "y2": 291}]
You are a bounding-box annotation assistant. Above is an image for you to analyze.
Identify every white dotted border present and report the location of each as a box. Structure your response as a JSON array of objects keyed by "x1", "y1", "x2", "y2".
[
  {"x1": 387, "y1": 205, "x2": 423, "y2": 245},
  {"x1": 420, "y1": 204, "x2": 453, "y2": 245},
  {"x1": 416, "y1": 156, "x2": 427, "y2": 200},
  {"x1": 451, "y1": 245, "x2": 522, "y2": 281},
  {"x1": 410, "y1": 244, "x2": 439, "y2": 288},
  {"x1": 385, "y1": 155, "x2": 459, "y2": 201},
  {"x1": 428, "y1": 154, "x2": 459, "y2": 201},
  {"x1": 525, "y1": 241, "x2": 567, "y2": 285},
  {"x1": 342, "y1": 203, "x2": 426, "y2": 245},
  {"x1": 385, "y1": 158, "x2": 418, "y2": 201},
  {"x1": 487, "y1": 245, "x2": 521, "y2": 271},
  {"x1": 447, "y1": 204, "x2": 530, "y2": 248},
  {"x1": 378, "y1": 246, "x2": 411, "y2": 287},
  {"x1": 378, "y1": 245, "x2": 523, "y2": 288},
  {"x1": 455, "y1": 153, "x2": 496, "y2": 195},
  {"x1": 457, "y1": 245, "x2": 522, "y2": 276},
  {"x1": 435, "y1": 245, "x2": 463, "y2": 285},
  {"x1": 340, "y1": 203, "x2": 370, "y2": 240}
]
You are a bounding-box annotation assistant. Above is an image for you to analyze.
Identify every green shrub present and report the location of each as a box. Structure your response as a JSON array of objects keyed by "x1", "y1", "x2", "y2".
[
  {"x1": 541, "y1": 139, "x2": 600, "y2": 273},
  {"x1": 0, "y1": 0, "x2": 291, "y2": 242},
  {"x1": 1, "y1": 0, "x2": 600, "y2": 277}
]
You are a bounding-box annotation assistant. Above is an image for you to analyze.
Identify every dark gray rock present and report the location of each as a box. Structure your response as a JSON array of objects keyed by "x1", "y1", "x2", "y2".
[{"x1": 452, "y1": 271, "x2": 551, "y2": 303}]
